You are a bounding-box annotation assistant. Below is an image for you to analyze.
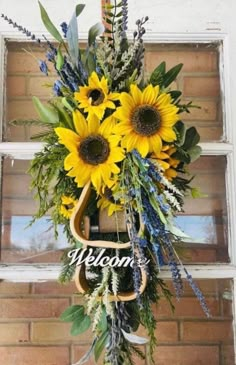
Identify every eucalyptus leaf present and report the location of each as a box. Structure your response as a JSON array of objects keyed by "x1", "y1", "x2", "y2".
[
  {"x1": 94, "y1": 331, "x2": 109, "y2": 362},
  {"x1": 188, "y1": 145, "x2": 202, "y2": 162},
  {"x1": 121, "y1": 329, "x2": 149, "y2": 345},
  {"x1": 67, "y1": 10, "x2": 79, "y2": 66},
  {"x1": 62, "y1": 97, "x2": 76, "y2": 112},
  {"x1": 71, "y1": 315, "x2": 91, "y2": 336},
  {"x1": 75, "y1": 4, "x2": 85, "y2": 17},
  {"x1": 60, "y1": 305, "x2": 84, "y2": 322},
  {"x1": 38, "y1": 1, "x2": 63, "y2": 42},
  {"x1": 88, "y1": 22, "x2": 105, "y2": 46},
  {"x1": 32, "y1": 96, "x2": 59, "y2": 124},
  {"x1": 182, "y1": 127, "x2": 200, "y2": 150},
  {"x1": 163, "y1": 63, "x2": 183, "y2": 88},
  {"x1": 174, "y1": 121, "x2": 186, "y2": 147},
  {"x1": 172, "y1": 149, "x2": 191, "y2": 164},
  {"x1": 56, "y1": 46, "x2": 64, "y2": 71}
]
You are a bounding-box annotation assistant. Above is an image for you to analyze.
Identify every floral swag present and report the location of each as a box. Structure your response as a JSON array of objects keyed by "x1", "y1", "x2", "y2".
[{"x1": 2, "y1": 1, "x2": 209, "y2": 364}]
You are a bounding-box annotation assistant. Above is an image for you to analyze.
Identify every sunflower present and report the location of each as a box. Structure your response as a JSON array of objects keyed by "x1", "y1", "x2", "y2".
[
  {"x1": 153, "y1": 145, "x2": 180, "y2": 181},
  {"x1": 74, "y1": 71, "x2": 120, "y2": 120},
  {"x1": 114, "y1": 84, "x2": 179, "y2": 157},
  {"x1": 97, "y1": 185, "x2": 123, "y2": 216},
  {"x1": 60, "y1": 195, "x2": 78, "y2": 219},
  {"x1": 55, "y1": 111, "x2": 125, "y2": 193}
]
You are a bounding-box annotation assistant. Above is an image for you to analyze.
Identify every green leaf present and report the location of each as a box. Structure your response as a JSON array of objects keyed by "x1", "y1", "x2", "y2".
[
  {"x1": 32, "y1": 96, "x2": 59, "y2": 124},
  {"x1": 163, "y1": 63, "x2": 183, "y2": 88},
  {"x1": 71, "y1": 315, "x2": 91, "y2": 336},
  {"x1": 62, "y1": 97, "x2": 76, "y2": 112},
  {"x1": 97, "y1": 307, "x2": 107, "y2": 333},
  {"x1": 9, "y1": 118, "x2": 51, "y2": 127},
  {"x1": 94, "y1": 331, "x2": 109, "y2": 362},
  {"x1": 88, "y1": 22, "x2": 105, "y2": 46},
  {"x1": 173, "y1": 149, "x2": 191, "y2": 164},
  {"x1": 75, "y1": 4, "x2": 85, "y2": 17},
  {"x1": 188, "y1": 145, "x2": 202, "y2": 162},
  {"x1": 168, "y1": 90, "x2": 182, "y2": 101},
  {"x1": 56, "y1": 46, "x2": 64, "y2": 71},
  {"x1": 30, "y1": 130, "x2": 52, "y2": 140},
  {"x1": 182, "y1": 127, "x2": 200, "y2": 150},
  {"x1": 67, "y1": 10, "x2": 79, "y2": 66},
  {"x1": 149, "y1": 61, "x2": 166, "y2": 86},
  {"x1": 38, "y1": 1, "x2": 63, "y2": 42},
  {"x1": 60, "y1": 305, "x2": 84, "y2": 322},
  {"x1": 174, "y1": 121, "x2": 187, "y2": 147}
]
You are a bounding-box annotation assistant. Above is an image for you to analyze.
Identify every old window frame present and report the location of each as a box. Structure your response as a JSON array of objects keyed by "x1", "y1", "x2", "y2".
[{"x1": 0, "y1": 4, "x2": 236, "y2": 355}]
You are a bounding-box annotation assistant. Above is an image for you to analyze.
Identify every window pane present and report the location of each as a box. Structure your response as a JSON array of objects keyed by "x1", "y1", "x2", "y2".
[
  {"x1": 0, "y1": 155, "x2": 228, "y2": 264},
  {"x1": 5, "y1": 42, "x2": 223, "y2": 142},
  {"x1": 176, "y1": 155, "x2": 228, "y2": 263},
  {"x1": 1, "y1": 158, "x2": 69, "y2": 263}
]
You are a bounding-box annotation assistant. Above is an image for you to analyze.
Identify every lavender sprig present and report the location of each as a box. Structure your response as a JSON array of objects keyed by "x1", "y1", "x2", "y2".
[
  {"x1": 184, "y1": 268, "x2": 211, "y2": 317},
  {"x1": 1, "y1": 14, "x2": 41, "y2": 43}
]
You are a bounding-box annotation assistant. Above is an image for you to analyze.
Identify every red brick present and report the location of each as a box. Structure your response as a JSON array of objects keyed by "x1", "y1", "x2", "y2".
[
  {"x1": 153, "y1": 345, "x2": 219, "y2": 365},
  {"x1": 0, "y1": 299, "x2": 69, "y2": 319},
  {"x1": 145, "y1": 50, "x2": 218, "y2": 73},
  {"x1": 137, "y1": 322, "x2": 178, "y2": 342},
  {"x1": 33, "y1": 281, "x2": 76, "y2": 295},
  {"x1": 182, "y1": 321, "x2": 233, "y2": 342},
  {"x1": 221, "y1": 345, "x2": 235, "y2": 365},
  {"x1": 155, "y1": 297, "x2": 219, "y2": 318},
  {"x1": 7, "y1": 100, "x2": 37, "y2": 120},
  {"x1": 7, "y1": 52, "x2": 48, "y2": 73},
  {"x1": 183, "y1": 77, "x2": 220, "y2": 97},
  {"x1": 182, "y1": 100, "x2": 218, "y2": 121},
  {"x1": 0, "y1": 323, "x2": 29, "y2": 344},
  {"x1": 28, "y1": 76, "x2": 56, "y2": 97},
  {"x1": 32, "y1": 322, "x2": 92, "y2": 343},
  {"x1": 0, "y1": 346, "x2": 69, "y2": 365},
  {"x1": 0, "y1": 282, "x2": 30, "y2": 295},
  {"x1": 7, "y1": 76, "x2": 26, "y2": 97}
]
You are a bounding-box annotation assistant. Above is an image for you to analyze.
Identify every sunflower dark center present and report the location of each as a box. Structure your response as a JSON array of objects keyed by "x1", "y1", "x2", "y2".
[
  {"x1": 88, "y1": 88, "x2": 105, "y2": 106},
  {"x1": 65, "y1": 203, "x2": 74, "y2": 210},
  {"x1": 79, "y1": 134, "x2": 110, "y2": 165},
  {"x1": 131, "y1": 105, "x2": 161, "y2": 136},
  {"x1": 104, "y1": 186, "x2": 115, "y2": 203}
]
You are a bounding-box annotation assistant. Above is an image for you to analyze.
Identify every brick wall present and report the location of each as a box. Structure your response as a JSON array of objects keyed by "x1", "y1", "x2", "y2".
[
  {"x1": 0, "y1": 280, "x2": 233, "y2": 365},
  {"x1": 2, "y1": 38, "x2": 234, "y2": 364}
]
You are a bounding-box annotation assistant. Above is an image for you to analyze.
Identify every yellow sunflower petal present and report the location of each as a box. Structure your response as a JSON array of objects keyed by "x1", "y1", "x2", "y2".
[
  {"x1": 120, "y1": 92, "x2": 135, "y2": 112},
  {"x1": 130, "y1": 84, "x2": 142, "y2": 105},
  {"x1": 55, "y1": 127, "x2": 80, "y2": 153},
  {"x1": 158, "y1": 127, "x2": 176, "y2": 142},
  {"x1": 73, "y1": 110, "x2": 88, "y2": 137},
  {"x1": 87, "y1": 114, "x2": 100, "y2": 134},
  {"x1": 142, "y1": 84, "x2": 159, "y2": 104},
  {"x1": 149, "y1": 134, "x2": 162, "y2": 156},
  {"x1": 137, "y1": 137, "x2": 149, "y2": 157}
]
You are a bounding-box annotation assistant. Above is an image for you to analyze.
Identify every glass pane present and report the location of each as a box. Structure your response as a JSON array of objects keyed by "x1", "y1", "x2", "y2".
[
  {"x1": 176, "y1": 155, "x2": 228, "y2": 263},
  {"x1": 1, "y1": 158, "x2": 69, "y2": 263},
  {"x1": 145, "y1": 43, "x2": 223, "y2": 142},
  {"x1": 5, "y1": 42, "x2": 223, "y2": 142}
]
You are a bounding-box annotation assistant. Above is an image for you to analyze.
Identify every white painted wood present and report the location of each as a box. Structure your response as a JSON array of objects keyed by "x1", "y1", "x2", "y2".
[
  {"x1": 0, "y1": 142, "x2": 232, "y2": 159},
  {"x1": 0, "y1": 0, "x2": 102, "y2": 41},
  {"x1": 0, "y1": 264, "x2": 235, "y2": 282}
]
